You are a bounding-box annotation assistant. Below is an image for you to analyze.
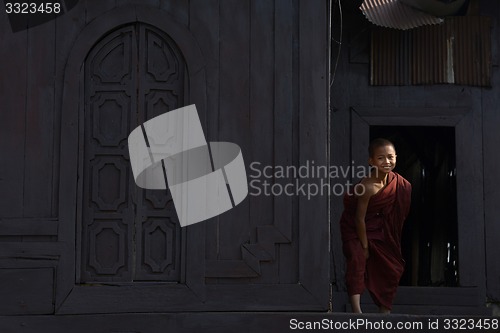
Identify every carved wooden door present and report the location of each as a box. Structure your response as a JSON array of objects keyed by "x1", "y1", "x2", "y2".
[{"x1": 80, "y1": 23, "x2": 185, "y2": 283}]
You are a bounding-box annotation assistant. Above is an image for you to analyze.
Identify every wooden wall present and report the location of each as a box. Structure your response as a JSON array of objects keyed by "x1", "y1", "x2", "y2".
[
  {"x1": 0, "y1": 0, "x2": 331, "y2": 321},
  {"x1": 330, "y1": 0, "x2": 500, "y2": 311},
  {"x1": 481, "y1": 0, "x2": 500, "y2": 305}
]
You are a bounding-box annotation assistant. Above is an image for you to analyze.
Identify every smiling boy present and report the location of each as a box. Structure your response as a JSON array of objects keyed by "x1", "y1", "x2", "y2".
[{"x1": 339, "y1": 138, "x2": 412, "y2": 313}]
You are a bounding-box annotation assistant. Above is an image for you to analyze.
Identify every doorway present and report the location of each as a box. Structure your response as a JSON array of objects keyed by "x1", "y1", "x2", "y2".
[{"x1": 370, "y1": 126, "x2": 459, "y2": 287}]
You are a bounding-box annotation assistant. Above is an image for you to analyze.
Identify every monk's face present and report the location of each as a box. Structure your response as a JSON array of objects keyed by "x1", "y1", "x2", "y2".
[{"x1": 369, "y1": 145, "x2": 397, "y2": 175}]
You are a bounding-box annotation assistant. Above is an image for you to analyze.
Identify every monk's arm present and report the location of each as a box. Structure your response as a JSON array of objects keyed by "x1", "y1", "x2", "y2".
[{"x1": 354, "y1": 185, "x2": 372, "y2": 257}]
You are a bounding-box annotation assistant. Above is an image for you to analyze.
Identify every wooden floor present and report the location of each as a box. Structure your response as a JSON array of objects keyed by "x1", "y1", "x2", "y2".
[
  {"x1": 333, "y1": 287, "x2": 493, "y2": 316},
  {"x1": 1, "y1": 312, "x2": 498, "y2": 333}
]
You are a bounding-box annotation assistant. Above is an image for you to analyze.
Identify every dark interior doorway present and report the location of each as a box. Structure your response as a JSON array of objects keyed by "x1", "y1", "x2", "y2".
[{"x1": 370, "y1": 126, "x2": 459, "y2": 287}]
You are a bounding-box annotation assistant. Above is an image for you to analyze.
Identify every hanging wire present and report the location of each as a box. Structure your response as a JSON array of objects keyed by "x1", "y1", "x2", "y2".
[{"x1": 330, "y1": 0, "x2": 343, "y2": 87}]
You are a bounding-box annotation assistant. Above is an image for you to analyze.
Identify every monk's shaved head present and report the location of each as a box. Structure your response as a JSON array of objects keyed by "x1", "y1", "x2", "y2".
[{"x1": 368, "y1": 138, "x2": 395, "y2": 157}]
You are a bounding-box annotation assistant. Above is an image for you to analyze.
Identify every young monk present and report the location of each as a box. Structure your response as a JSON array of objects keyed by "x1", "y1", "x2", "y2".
[{"x1": 339, "y1": 138, "x2": 412, "y2": 313}]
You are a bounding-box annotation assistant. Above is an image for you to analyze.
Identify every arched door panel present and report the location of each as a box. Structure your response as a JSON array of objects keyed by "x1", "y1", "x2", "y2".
[{"x1": 80, "y1": 24, "x2": 185, "y2": 283}]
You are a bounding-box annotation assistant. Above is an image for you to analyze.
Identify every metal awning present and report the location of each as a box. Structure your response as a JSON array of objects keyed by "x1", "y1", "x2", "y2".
[{"x1": 360, "y1": 0, "x2": 444, "y2": 30}]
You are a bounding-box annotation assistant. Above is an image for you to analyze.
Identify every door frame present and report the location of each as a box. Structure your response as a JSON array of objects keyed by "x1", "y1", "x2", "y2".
[
  {"x1": 331, "y1": 106, "x2": 486, "y2": 312},
  {"x1": 57, "y1": 5, "x2": 207, "y2": 313}
]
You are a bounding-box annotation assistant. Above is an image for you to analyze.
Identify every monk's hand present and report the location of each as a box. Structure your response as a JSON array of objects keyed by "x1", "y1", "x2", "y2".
[{"x1": 363, "y1": 246, "x2": 369, "y2": 259}]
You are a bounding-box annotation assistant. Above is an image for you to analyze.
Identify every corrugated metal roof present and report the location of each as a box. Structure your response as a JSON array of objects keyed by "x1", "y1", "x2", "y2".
[
  {"x1": 370, "y1": 16, "x2": 492, "y2": 87},
  {"x1": 360, "y1": 0, "x2": 444, "y2": 30}
]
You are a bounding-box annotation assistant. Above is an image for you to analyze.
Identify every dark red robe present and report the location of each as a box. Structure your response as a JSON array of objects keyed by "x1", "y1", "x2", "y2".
[{"x1": 340, "y1": 171, "x2": 411, "y2": 310}]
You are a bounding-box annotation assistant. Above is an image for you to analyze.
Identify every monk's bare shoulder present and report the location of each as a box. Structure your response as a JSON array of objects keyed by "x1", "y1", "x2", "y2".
[{"x1": 354, "y1": 178, "x2": 378, "y2": 199}]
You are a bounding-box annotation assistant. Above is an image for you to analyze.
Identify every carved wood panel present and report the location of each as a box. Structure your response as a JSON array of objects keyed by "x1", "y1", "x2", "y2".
[{"x1": 81, "y1": 24, "x2": 184, "y2": 283}]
